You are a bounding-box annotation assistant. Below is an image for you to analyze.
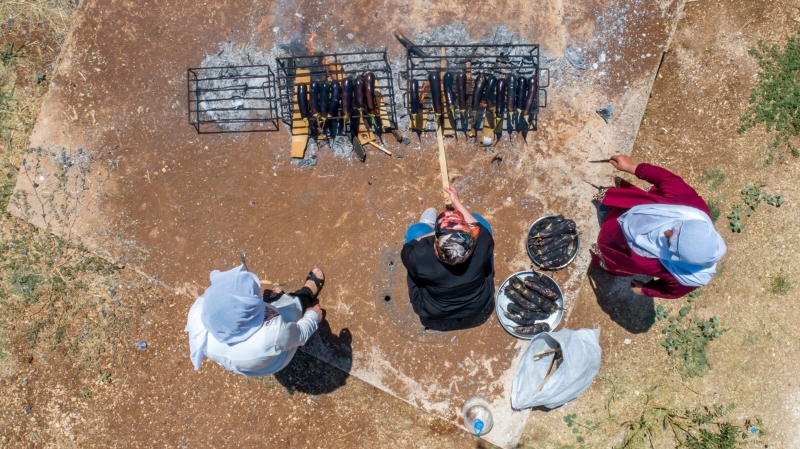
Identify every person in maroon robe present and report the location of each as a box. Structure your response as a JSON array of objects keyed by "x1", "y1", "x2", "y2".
[{"x1": 591, "y1": 156, "x2": 727, "y2": 299}]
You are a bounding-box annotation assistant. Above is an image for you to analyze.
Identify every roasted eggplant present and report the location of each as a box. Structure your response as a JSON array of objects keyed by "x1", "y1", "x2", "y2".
[
  {"x1": 522, "y1": 278, "x2": 560, "y2": 301},
  {"x1": 505, "y1": 287, "x2": 543, "y2": 312},
  {"x1": 503, "y1": 311, "x2": 539, "y2": 326},
  {"x1": 319, "y1": 81, "x2": 330, "y2": 120},
  {"x1": 507, "y1": 302, "x2": 551, "y2": 320},
  {"x1": 530, "y1": 219, "x2": 576, "y2": 239},
  {"x1": 310, "y1": 81, "x2": 323, "y2": 117},
  {"x1": 329, "y1": 80, "x2": 342, "y2": 117},
  {"x1": 484, "y1": 75, "x2": 497, "y2": 110},
  {"x1": 443, "y1": 72, "x2": 455, "y2": 117},
  {"x1": 470, "y1": 73, "x2": 486, "y2": 114},
  {"x1": 513, "y1": 322, "x2": 551, "y2": 335},
  {"x1": 341, "y1": 76, "x2": 355, "y2": 120},
  {"x1": 456, "y1": 72, "x2": 467, "y2": 111},
  {"x1": 531, "y1": 233, "x2": 573, "y2": 256},
  {"x1": 428, "y1": 71, "x2": 443, "y2": 116},
  {"x1": 364, "y1": 71, "x2": 377, "y2": 114},
  {"x1": 523, "y1": 75, "x2": 539, "y2": 116},
  {"x1": 495, "y1": 77, "x2": 507, "y2": 118},
  {"x1": 297, "y1": 83, "x2": 309, "y2": 123},
  {"x1": 355, "y1": 75, "x2": 366, "y2": 118},
  {"x1": 510, "y1": 278, "x2": 558, "y2": 312},
  {"x1": 409, "y1": 79, "x2": 420, "y2": 114},
  {"x1": 515, "y1": 76, "x2": 527, "y2": 114},
  {"x1": 506, "y1": 73, "x2": 517, "y2": 114}
]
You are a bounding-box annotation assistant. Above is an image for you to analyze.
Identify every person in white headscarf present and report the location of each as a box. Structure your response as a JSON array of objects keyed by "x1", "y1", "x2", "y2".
[
  {"x1": 185, "y1": 265, "x2": 324, "y2": 376},
  {"x1": 591, "y1": 155, "x2": 727, "y2": 298}
]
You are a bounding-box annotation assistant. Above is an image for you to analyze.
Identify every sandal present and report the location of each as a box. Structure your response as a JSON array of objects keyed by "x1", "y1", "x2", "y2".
[{"x1": 305, "y1": 268, "x2": 325, "y2": 296}]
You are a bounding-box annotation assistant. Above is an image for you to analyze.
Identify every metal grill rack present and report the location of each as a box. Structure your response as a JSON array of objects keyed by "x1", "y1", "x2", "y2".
[
  {"x1": 404, "y1": 44, "x2": 549, "y2": 133},
  {"x1": 275, "y1": 50, "x2": 399, "y2": 138},
  {"x1": 187, "y1": 65, "x2": 280, "y2": 134}
]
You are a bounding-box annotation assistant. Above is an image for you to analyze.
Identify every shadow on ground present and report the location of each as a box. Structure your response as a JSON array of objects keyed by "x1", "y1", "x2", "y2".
[
  {"x1": 586, "y1": 266, "x2": 655, "y2": 334},
  {"x1": 275, "y1": 321, "x2": 352, "y2": 395}
]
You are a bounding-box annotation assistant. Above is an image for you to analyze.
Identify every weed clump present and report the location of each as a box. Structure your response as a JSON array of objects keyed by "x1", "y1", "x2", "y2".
[
  {"x1": 618, "y1": 401, "x2": 761, "y2": 449},
  {"x1": 727, "y1": 184, "x2": 784, "y2": 232},
  {"x1": 739, "y1": 33, "x2": 800, "y2": 157},
  {"x1": 655, "y1": 292, "x2": 725, "y2": 378},
  {"x1": 700, "y1": 168, "x2": 726, "y2": 191},
  {"x1": 771, "y1": 271, "x2": 792, "y2": 295}
]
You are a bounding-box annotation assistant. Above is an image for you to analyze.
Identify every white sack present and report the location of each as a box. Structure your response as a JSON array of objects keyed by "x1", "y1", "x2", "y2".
[{"x1": 511, "y1": 328, "x2": 602, "y2": 410}]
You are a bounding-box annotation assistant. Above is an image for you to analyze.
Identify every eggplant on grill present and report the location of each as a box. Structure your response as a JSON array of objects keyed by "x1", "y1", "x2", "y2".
[
  {"x1": 523, "y1": 75, "x2": 539, "y2": 121},
  {"x1": 364, "y1": 71, "x2": 377, "y2": 112},
  {"x1": 428, "y1": 71, "x2": 443, "y2": 116},
  {"x1": 355, "y1": 75, "x2": 366, "y2": 118},
  {"x1": 443, "y1": 72, "x2": 455, "y2": 118},
  {"x1": 506, "y1": 73, "x2": 517, "y2": 115},
  {"x1": 297, "y1": 83, "x2": 309, "y2": 123},
  {"x1": 341, "y1": 76, "x2": 355, "y2": 120}
]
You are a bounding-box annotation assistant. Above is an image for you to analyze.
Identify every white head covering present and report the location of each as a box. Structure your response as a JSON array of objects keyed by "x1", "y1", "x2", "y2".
[
  {"x1": 185, "y1": 264, "x2": 263, "y2": 370},
  {"x1": 618, "y1": 205, "x2": 727, "y2": 287}
]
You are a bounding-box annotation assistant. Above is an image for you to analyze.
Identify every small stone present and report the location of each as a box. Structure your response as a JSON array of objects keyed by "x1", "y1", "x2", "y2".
[
  {"x1": 7, "y1": 19, "x2": 14, "y2": 26},
  {"x1": 521, "y1": 200, "x2": 530, "y2": 206},
  {"x1": 24, "y1": 407, "x2": 31, "y2": 414},
  {"x1": 249, "y1": 201, "x2": 255, "y2": 207},
  {"x1": 135, "y1": 341, "x2": 147, "y2": 351},
  {"x1": 624, "y1": 339, "x2": 631, "y2": 345},
  {"x1": 396, "y1": 154, "x2": 403, "y2": 159},
  {"x1": 21, "y1": 249, "x2": 27, "y2": 255},
  {"x1": 368, "y1": 181, "x2": 372, "y2": 185},
  {"x1": 596, "y1": 104, "x2": 614, "y2": 123},
  {"x1": 402, "y1": 137, "x2": 411, "y2": 145},
  {"x1": 22, "y1": 379, "x2": 28, "y2": 387},
  {"x1": 506, "y1": 197, "x2": 512, "y2": 202},
  {"x1": 564, "y1": 46, "x2": 586, "y2": 70},
  {"x1": 102, "y1": 310, "x2": 107, "y2": 318},
  {"x1": 83, "y1": 325, "x2": 89, "y2": 335}
]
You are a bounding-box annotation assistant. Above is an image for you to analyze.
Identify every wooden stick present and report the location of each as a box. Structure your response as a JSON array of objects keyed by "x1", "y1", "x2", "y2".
[
  {"x1": 436, "y1": 119, "x2": 452, "y2": 208},
  {"x1": 368, "y1": 140, "x2": 392, "y2": 155}
]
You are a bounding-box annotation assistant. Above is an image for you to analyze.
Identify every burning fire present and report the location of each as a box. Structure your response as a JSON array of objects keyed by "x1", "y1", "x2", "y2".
[{"x1": 307, "y1": 32, "x2": 317, "y2": 55}]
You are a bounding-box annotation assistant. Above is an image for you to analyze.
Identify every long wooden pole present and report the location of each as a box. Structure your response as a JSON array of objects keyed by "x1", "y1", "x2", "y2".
[{"x1": 438, "y1": 46, "x2": 452, "y2": 209}]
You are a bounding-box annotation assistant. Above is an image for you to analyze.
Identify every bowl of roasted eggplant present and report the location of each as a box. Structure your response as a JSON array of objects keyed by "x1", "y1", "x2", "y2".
[
  {"x1": 495, "y1": 270, "x2": 563, "y2": 339},
  {"x1": 526, "y1": 215, "x2": 580, "y2": 270}
]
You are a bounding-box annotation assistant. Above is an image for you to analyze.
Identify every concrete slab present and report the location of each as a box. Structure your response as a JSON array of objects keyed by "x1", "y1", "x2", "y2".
[{"x1": 10, "y1": 0, "x2": 683, "y2": 446}]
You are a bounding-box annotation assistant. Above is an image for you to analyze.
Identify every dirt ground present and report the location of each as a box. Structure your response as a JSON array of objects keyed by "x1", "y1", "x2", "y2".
[{"x1": 2, "y1": 0, "x2": 800, "y2": 448}]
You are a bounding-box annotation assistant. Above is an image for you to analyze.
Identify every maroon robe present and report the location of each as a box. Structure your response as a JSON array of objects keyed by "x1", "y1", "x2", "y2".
[{"x1": 592, "y1": 164, "x2": 711, "y2": 299}]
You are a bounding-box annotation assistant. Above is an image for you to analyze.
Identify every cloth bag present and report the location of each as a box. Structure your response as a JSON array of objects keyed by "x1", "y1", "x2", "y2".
[{"x1": 511, "y1": 328, "x2": 602, "y2": 410}]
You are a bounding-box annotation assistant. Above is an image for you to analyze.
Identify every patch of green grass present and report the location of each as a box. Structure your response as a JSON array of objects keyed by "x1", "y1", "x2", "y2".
[
  {"x1": 0, "y1": 325, "x2": 8, "y2": 364},
  {"x1": 706, "y1": 199, "x2": 722, "y2": 222},
  {"x1": 655, "y1": 299, "x2": 725, "y2": 378},
  {"x1": 617, "y1": 402, "x2": 759, "y2": 449},
  {"x1": 0, "y1": 42, "x2": 27, "y2": 67},
  {"x1": 739, "y1": 33, "x2": 800, "y2": 157},
  {"x1": 700, "y1": 168, "x2": 726, "y2": 191},
  {"x1": 728, "y1": 184, "x2": 785, "y2": 232},
  {"x1": 771, "y1": 271, "x2": 792, "y2": 295}
]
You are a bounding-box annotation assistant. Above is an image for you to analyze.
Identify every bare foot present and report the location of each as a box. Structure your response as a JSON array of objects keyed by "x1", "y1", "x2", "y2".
[{"x1": 304, "y1": 268, "x2": 324, "y2": 296}]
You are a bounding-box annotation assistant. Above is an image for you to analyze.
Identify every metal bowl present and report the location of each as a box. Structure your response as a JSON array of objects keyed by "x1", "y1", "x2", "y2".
[
  {"x1": 495, "y1": 270, "x2": 564, "y2": 340},
  {"x1": 525, "y1": 214, "x2": 580, "y2": 270}
]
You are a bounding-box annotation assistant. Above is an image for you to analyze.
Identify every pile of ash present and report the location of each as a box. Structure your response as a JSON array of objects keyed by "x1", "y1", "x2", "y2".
[{"x1": 195, "y1": 43, "x2": 277, "y2": 132}]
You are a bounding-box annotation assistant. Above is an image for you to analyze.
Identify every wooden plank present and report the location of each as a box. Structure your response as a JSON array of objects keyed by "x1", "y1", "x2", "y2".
[
  {"x1": 436, "y1": 120, "x2": 453, "y2": 208},
  {"x1": 440, "y1": 47, "x2": 455, "y2": 136},
  {"x1": 291, "y1": 69, "x2": 311, "y2": 158}
]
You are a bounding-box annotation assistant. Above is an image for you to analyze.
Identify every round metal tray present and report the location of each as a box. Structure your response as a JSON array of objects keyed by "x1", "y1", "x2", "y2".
[
  {"x1": 495, "y1": 270, "x2": 564, "y2": 340},
  {"x1": 526, "y1": 214, "x2": 580, "y2": 270}
]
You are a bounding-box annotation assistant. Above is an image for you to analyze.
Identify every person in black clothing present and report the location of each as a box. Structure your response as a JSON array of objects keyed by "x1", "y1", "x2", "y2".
[{"x1": 401, "y1": 184, "x2": 495, "y2": 326}]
